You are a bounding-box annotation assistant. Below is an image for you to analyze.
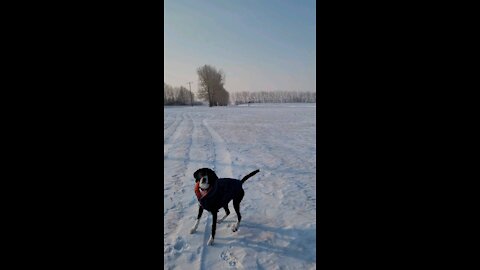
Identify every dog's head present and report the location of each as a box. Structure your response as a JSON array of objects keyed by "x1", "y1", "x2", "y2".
[{"x1": 193, "y1": 168, "x2": 218, "y2": 190}]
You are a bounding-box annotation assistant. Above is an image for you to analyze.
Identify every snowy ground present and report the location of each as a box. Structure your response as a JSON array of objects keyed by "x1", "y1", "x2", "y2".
[{"x1": 164, "y1": 104, "x2": 316, "y2": 270}]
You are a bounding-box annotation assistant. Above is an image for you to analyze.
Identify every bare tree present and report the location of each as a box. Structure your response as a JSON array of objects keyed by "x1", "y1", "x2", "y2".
[
  {"x1": 164, "y1": 83, "x2": 174, "y2": 105},
  {"x1": 197, "y1": 65, "x2": 229, "y2": 107},
  {"x1": 164, "y1": 82, "x2": 196, "y2": 106}
]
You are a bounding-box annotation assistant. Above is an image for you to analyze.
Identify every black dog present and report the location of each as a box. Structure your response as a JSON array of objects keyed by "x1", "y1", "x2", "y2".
[{"x1": 190, "y1": 168, "x2": 260, "y2": 246}]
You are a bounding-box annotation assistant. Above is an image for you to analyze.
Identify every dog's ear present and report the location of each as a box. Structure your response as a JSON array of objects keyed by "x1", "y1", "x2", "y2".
[
  {"x1": 193, "y1": 168, "x2": 218, "y2": 182},
  {"x1": 204, "y1": 168, "x2": 218, "y2": 182},
  {"x1": 193, "y1": 169, "x2": 203, "y2": 183}
]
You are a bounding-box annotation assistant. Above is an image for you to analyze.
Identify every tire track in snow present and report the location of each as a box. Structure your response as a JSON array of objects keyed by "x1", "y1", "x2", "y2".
[
  {"x1": 164, "y1": 112, "x2": 194, "y2": 233},
  {"x1": 168, "y1": 112, "x2": 223, "y2": 270},
  {"x1": 186, "y1": 113, "x2": 217, "y2": 270},
  {"x1": 164, "y1": 113, "x2": 186, "y2": 159},
  {"x1": 168, "y1": 113, "x2": 218, "y2": 270},
  {"x1": 165, "y1": 112, "x2": 221, "y2": 270},
  {"x1": 172, "y1": 113, "x2": 194, "y2": 192},
  {"x1": 199, "y1": 214, "x2": 211, "y2": 270},
  {"x1": 196, "y1": 117, "x2": 218, "y2": 270},
  {"x1": 166, "y1": 113, "x2": 199, "y2": 252},
  {"x1": 164, "y1": 112, "x2": 183, "y2": 144},
  {"x1": 203, "y1": 119, "x2": 233, "y2": 178},
  {"x1": 165, "y1": 112, "x2": 207, "y2": 270},
  {"x1": 164, "y1": 111, "x2": 185, "y2": 205},
  {"x1": 187, "y1": 113, "x2": 215, "y2": 174},
  {"x1": 163, "y1": 115, "x2": 176, "y2": 136},
  {"x1": 197, "y1": 117, "x2": 236, "y2": 270}
]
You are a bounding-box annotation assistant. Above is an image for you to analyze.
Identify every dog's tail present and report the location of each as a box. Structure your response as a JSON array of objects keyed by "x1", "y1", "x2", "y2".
[{"x1": 241, "y1": 169, "x2": 260, "y2": 184}]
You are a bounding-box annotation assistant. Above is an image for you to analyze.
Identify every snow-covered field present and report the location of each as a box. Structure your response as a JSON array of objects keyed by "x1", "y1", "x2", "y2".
[{"x1": 164, "y1": 104, "x2": 316, "y2": 270}]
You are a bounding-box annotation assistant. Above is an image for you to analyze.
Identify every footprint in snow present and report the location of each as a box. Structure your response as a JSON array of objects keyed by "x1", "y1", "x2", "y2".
[
  {"x1": 220, "y1": 249, "x2": 240, "y2": 268},
  {"x1": 173, "y1": 236, "x2": 188, "y2": 252}
]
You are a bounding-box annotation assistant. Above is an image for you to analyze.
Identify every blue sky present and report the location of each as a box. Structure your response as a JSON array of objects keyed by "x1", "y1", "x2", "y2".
[{"x1": 164, "y1": 0, "x2": 316, "y2": 93}]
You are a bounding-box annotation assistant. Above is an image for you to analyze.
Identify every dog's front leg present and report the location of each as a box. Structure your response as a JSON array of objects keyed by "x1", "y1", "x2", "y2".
[
  {"x1": 207, "y1": 211, "x2": 217, "y2": 246},
  {"x1": 190, "y1": 205, "x2": 203, "y2": 234}
]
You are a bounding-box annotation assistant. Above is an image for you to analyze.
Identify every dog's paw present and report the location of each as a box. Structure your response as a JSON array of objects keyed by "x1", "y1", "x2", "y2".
[
  {"x1": 232, "y1": 222, "x2": 240, "y2": 232},
  {"x1": 207, "y1": 235, "x2": 214, "y2": 246},
  {"x1": 190, "y1": 220, "x2": 199, "y2": 234}
]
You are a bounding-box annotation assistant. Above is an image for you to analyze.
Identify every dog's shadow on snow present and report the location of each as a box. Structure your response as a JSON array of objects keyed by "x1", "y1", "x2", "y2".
[{"x1": 216, "y1": 221, "x2": 316, "y2": 263}]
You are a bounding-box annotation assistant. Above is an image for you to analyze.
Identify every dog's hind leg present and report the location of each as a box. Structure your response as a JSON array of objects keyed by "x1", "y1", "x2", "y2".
[
  {"x1": 232, "y1": 190, "x2": 245, "y2": 232},
  {"x1": 217, "y1": 205, "x2": 230, "y2": 223}
]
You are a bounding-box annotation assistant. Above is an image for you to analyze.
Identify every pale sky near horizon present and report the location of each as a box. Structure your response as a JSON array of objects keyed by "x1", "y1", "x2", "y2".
[{"x1": 164, "y1": 0, "x2": 316, "y2": 93}]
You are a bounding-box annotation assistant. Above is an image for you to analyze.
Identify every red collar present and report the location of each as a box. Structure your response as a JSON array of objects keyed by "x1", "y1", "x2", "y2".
[{"x1": 194, "y1": 182, "x2": 211, "y2": 200}]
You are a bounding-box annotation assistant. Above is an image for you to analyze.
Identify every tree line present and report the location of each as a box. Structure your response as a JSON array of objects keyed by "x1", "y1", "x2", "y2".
[
  {"x1": 164, "y1": 65, "x2": 229, "y2": 106},
  {"x1": 164, "y1": 82, "x2": 197, "y2": 106},
  {"x1": 231, "y1": 91, "x2": 316, "y2": 105},
  {"x1": 164, "y1": 64, "x2": 316, "y2": 106}
]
